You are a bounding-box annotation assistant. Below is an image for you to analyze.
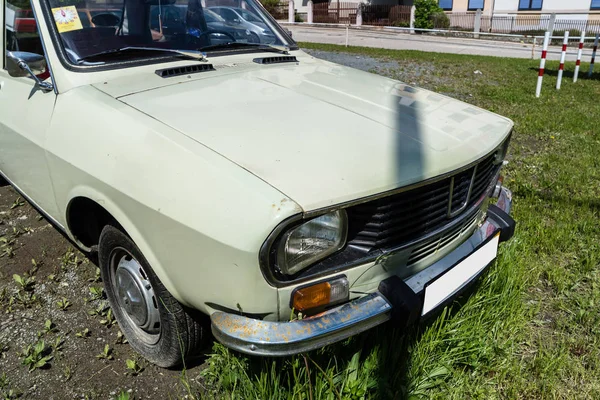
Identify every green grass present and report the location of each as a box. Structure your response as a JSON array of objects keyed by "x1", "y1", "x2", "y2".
[{"x1": 196, "y1": 43, "x2": 600, "y2": 399}]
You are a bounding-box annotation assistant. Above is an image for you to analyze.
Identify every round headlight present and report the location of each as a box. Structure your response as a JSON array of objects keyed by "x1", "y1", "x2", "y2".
[{"x1": 277, "y1": 210, "x2": 348, "y2": 275}]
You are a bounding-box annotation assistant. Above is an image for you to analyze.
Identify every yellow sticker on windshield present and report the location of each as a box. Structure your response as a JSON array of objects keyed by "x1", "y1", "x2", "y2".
[{"x1": 52, "y1": 6, "x2": 83, "y2": 33}]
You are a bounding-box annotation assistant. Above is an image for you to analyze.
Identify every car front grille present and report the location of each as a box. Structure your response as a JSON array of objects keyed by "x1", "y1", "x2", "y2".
[{"x1": 345, "y1": 152, "x2": 499, "y2": 254}]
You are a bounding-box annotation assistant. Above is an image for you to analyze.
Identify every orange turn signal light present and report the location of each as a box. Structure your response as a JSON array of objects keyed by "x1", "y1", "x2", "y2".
[{"x1": 292, "y1": 277, "x2": 349, "y2": 312}]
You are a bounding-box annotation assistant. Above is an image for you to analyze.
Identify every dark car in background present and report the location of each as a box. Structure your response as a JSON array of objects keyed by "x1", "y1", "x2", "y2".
[
  {"x1": 150, "y1": 5, "x2": 256, "y2": 43},
  {"x1": 210, "y1": 6, "x2": 276, "y2": 44}
]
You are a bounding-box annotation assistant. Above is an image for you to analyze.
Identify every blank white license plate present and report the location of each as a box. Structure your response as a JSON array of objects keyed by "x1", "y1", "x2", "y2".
[{"x1": 421, "y1": 233, "x2": 500, "y2": 316}]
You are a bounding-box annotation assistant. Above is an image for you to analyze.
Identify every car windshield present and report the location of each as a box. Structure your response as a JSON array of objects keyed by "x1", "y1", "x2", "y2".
[{"x1": 44, "y1": 0, "x2": 290, "y2": 64}]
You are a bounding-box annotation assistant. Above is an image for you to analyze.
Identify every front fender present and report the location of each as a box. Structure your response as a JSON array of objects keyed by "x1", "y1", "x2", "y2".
[{"x1": 45, "y1": 86, "x2": 301, "y2": 317}]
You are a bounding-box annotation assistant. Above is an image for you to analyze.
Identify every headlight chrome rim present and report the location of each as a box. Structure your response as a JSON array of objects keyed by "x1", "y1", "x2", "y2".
[{"x1": 276, "y1": 210, "x2": 348, "y2": 276}]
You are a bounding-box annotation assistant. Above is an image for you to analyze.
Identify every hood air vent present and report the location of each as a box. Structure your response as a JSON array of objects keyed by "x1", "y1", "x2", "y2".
[
  {"x1": 155, "y1": 64, "x2": 215, "y2": 78},
  {"x1": 253, "y1": 56, "x2": 298, "y2": 65}
]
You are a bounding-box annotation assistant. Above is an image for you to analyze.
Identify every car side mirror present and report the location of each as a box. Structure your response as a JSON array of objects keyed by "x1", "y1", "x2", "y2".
[
  {"x1": 6, "y1": 51, "x2": 53, "y2": 92},
  {"x1": 232, "y1": 18, "x2": 241, "y2": 24}
]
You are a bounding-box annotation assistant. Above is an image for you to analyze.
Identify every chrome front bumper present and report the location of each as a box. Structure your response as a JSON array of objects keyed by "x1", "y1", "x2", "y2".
[{"x1": 211, "y1": 187, "x2": 514, "y2": 357}]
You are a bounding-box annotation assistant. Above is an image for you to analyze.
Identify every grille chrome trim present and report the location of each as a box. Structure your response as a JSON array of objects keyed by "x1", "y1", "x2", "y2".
[
  {"x1": 345, "y1": 154, "x2": 498, "y2": 253},
  {"x1": 447, "y1": 166, "x2": 477, "y2": 218}
]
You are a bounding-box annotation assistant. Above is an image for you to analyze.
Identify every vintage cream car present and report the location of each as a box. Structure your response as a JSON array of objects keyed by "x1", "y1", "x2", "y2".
[{"x1": 0, "y1": 0, "x2": 515, "y2": 367}]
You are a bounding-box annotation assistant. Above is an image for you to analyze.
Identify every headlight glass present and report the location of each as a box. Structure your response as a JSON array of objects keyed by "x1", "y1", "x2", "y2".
[
  {"x1": 494, "y1": 135, "x2": 511, "y2": 165},
  {"x1": 277, "y1": 210, "x2": 348, "y2": 275}
]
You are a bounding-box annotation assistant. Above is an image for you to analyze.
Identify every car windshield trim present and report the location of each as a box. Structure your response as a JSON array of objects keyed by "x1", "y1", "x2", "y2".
[
  {"x1": 199, "y1": 42, "x2": 289, "y2": 54},
  {"x1": 76, "y1": 46, "x2": 205, "y2": 64}
]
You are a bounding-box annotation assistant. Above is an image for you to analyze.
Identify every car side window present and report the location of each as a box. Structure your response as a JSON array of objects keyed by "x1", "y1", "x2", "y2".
[
  {"x1": 4, "y1": 0, "x2": 45, "y2": 57},
  {"x1": 215, "y1": 8, "x2": 237, "y2": 22}
]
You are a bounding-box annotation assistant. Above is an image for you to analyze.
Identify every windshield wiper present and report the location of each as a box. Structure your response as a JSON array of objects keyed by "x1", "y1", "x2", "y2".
[
  {"x1": 198, "y1": 42, "x2": 289, "y2": 54},
  {"x1": 77, "y1": 47, "x2": 206, "y2": 64}
]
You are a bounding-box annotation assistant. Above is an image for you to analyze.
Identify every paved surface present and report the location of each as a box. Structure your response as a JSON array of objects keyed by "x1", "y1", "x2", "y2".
[{"x1": 285, "y1": 24, "x2": 595, "y2": 61}]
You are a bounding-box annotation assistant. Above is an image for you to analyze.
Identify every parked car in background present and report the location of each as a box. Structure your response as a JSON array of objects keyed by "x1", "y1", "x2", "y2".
[
  {"x1": 150, "y1": 5, "x2": 256, "y2": 44},
  {"x1": 1, "y1": 0, "x2": 514, "y2": 368},
  {"x1": 210, "y1": 6, "x2": 276, "y2": 43}
]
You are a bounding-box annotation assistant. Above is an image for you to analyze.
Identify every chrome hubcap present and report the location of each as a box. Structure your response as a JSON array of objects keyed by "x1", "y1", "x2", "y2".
[{"x1": 114, "y1": 254, "x2": 160, "y2": 337}]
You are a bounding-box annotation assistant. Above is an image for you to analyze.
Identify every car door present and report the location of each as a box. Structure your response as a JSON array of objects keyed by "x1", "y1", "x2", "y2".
[{"x1": 0, "y1": 0, "x2": 60, "y2": 217}]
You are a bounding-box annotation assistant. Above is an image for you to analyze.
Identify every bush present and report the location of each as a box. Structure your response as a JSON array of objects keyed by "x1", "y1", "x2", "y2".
[
  {"x1": 295, "y1": 12, "x2": 304, "y2": 22},
  {"x1": 431, "y1": 12, "x2": 450, "y2": 29},
  {"x1": 414, "y1": 0, "x2": 444, "y2": 30},
  {"x1": 261, "y1": 0, "x2": 282, "y2": 16},
  {"x1": 393, "y1": 21, "x2": 410, "y2": 28},
  {"x1": 552, "y1": 29, "x2": 581, "y2": 44}
]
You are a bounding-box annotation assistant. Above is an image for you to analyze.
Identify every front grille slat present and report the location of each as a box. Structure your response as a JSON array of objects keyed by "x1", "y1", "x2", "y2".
[{"x1": 346, "y1": 155, "x2": 500, "y2": 254}]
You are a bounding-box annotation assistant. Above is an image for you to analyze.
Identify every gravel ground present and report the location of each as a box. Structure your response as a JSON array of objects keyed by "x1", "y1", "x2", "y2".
[
  {"x1": 0, "y1": 184, "x2": 205, "y2": 399},
  {"x1": 303, "y1": 48, "x2": 478, "y2": 101}
]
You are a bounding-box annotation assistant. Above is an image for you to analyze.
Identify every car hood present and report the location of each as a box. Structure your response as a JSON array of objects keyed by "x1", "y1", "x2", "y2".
[{"x1": 101, "y1": 57, "x2": 513, "y2": 212}]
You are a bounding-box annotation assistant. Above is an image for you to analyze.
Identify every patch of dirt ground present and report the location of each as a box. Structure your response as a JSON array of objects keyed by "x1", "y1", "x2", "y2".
[{"x1": 0, "y1": 183, "x2": 206, "y2": 399}]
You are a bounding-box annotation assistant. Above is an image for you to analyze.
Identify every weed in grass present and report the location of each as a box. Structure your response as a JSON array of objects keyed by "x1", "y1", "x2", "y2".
[
  {"x1": 76, "y1": 328, "x2": 91, "y2": 338},
  {"x1": 13, "y1": 291, "x2": 39, "y2": 309},
  {"x1": 60, "y1": 249, "x2": 80, "y2": 271},
  {"x1": 88, "y1": 301, "x2": 109, "y2": 318},
  {"x1": 125, "y1": 359, "x2": 143, "y2": 376},
  {"x1": 0, "y1": 236, "x2": 15, "y2": 259},
  {"x1": 115, "y1": 330, "x2": 128, "y2": 344},
  {"x1": 20, "y1": 340, "x2": 52, "y2": 372},
  {"x1": 56, "y1": 297, "x2": 71, "y2": 311},
  {"x1": 42, "y1": 319, "x2": 57, "y2": 335},
  {"x1": 99, "y1": 308, "x2": 116, "y2": 327},
  {"x1": 115, "y1": 391, "x2": 131, "y2": 400},
  {"x1": 12, "y1": 274, "x2": 34, "y2": 292},
  {"x1": 30, "y1": 258, "x2": 40, "y2": 275},
  {"x1": 88, "y1": 267, "x2": 102, "y2": 283},
  {"x1": 96, "y1": 344, "x2": 113, "y2": 360},
  {"x1": 51, "y1": 337, "x2": 64, "y2": 353},
  {"x1": 0, "y1": 388, "x2": 21, "y2": 400},
  {"x1": 63, "y1": 365, "x2": 72, "y2": 382},
  {"x1": 88, "y1": 286, "x2": 104, "y2": 301},
  {"x1": 10, "y1": 197, "x2": 24, "y2": 209}
]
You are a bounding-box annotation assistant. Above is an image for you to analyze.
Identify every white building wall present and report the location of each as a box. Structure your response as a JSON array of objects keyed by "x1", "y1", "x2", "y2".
[
  {"x1": 493, "y1": 0, "x2": 593, "y2": 17},
  {"x1": 494, "y1": 0, "x2": 518, "y2": 12},
  {"x1": 543, "y1": 0, "x2": 592, "y2": 13}
]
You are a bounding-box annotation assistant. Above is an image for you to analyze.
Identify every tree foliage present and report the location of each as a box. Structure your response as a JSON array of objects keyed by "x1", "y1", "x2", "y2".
[{"x1": 414, "y1": 0, "x2": 445, "y2": 30}]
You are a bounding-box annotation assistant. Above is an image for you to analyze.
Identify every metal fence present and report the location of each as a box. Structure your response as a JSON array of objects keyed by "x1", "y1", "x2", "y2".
[
  {"x1": 481, "y1": 14, "x2": 551, "y2": 34},
  {"x1": 313, "y1": 1, "x2": 358, "y2": 24},
  {"x1": 360, "y1": 4, "x2": 411, "y2": 27},
  {"x1": 553, "y1": 19, "x2": 600, "y2": 36},
  {"x1": 433, "y1": 12, "x2": 600, "y2": 37},
  {"x1": 434, "y1": 12, "x2": 476, "y2": 31}
]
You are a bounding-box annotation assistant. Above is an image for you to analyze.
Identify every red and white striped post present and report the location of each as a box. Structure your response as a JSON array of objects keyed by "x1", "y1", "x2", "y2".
[
  {"x1": 556, "y1": 31, "x2": 569, "y2": 90},
  {"x1": 574, "y1": 30, "x2": 586, "y2": 82},
  {"x1": 589, "y1": 34, "x2": 599, "y2": 78},
  {"x1": 536, "y1": 32, "x2": 551, "y2": 98}
]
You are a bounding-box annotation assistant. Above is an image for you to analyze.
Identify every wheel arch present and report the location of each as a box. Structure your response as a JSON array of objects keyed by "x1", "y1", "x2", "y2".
[{"x1": 64, "y1": 187, "x2": 186, "y2": 305}]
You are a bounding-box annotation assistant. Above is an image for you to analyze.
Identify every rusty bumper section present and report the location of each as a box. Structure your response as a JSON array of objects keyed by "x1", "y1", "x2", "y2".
[
  {"x1": 211, "y1": 292, "x2": 392, "y2": 356},
  {"x1": 211, "y1": 187, "x2": 514, "y2": 357}
]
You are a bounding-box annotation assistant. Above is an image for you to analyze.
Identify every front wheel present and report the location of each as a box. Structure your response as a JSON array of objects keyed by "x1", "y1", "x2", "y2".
[{"x1": 98, "y1": 225, "x2": 206, "y2": 367}]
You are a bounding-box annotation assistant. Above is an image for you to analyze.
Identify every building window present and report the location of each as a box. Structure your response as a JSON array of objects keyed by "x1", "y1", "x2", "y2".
[
  {"x1": 468, "y1": 0, "x2": 484, "y2": 10},
  {"x1": 519, "y1": 0, "x2": 543, "y2": 10},
  {"x1": 592, "y1": 0, "x2": 600, "y2": 10},
  {"x1": 439, "y1": 0, "x2": 453, "y2": 10}
]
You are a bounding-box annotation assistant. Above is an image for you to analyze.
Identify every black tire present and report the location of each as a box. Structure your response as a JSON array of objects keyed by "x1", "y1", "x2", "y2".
[
  {"x1": 249, "y1": 32, "x2": 260, "y2": 44},
  {"x1": 98, "y1": 225, "x2": 206, "y2": 367}
]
